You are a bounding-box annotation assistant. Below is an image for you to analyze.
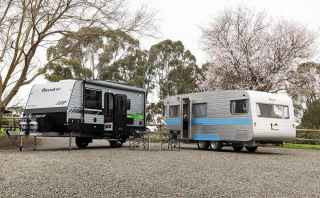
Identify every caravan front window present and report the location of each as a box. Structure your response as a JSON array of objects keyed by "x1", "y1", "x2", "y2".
[
  {"x1": 85, "y1": 89, "x2": 102, "y2": 109},
  {"x1": 256, "y1": 103, "x2": 289, "y2": 119},
  {"x1": 169, "y1": 105, "x2": 179, "y2": 118}
]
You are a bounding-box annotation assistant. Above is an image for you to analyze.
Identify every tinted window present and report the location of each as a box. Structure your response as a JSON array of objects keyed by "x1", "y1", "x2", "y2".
[
  {"x1": 256, "y1": 103, "x2": 290, "y2": 119},
  {"x1": 169, "y1": 105, "x2": 179, "y2": 118},
  {"x1": 192, "y1": 103, "x2": 207, "y2": 118},
  {"x1": 230, "y1": 99, "x2": 248, "y2": 114},
  {"x1": 85, "y1": 89, "x2": 102, "y2": 109}
]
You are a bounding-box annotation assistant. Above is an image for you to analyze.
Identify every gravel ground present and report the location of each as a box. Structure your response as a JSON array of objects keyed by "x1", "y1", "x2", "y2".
[{"x1": 1, "y1": 138, "x2": 320, "y2": 198}]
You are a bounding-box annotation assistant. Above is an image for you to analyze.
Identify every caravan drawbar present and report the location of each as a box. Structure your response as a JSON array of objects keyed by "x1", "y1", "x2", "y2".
[
  {"x1": 164, "y1": 90, "x2": 296, "y2": 152},
  {"x1": 21, "y1": 80, "x2": 146, "y2": 148}
]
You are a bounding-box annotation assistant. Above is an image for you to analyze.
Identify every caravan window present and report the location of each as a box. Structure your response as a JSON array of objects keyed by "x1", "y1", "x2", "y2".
[
  {"x1": 169, "y1": 105, "x2": 179, "y2": 118},
  {"x1": 256, "y1": 103, "x2": 290, "y2": 119},
  {"x1": 192, "y1": 103, "x2": 207, "y2": 118},
  {"x1": 230, "y1": 99, "x2": 248, "y2": 114},
  {"x1": 85, "y1": 89, "x2": 102, "y2": 109}
]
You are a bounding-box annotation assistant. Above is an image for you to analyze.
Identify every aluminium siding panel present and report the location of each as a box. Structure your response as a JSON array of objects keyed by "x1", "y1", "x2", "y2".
[{"x1": 164, "y1": 90, "x2": 253, "y2": 141}]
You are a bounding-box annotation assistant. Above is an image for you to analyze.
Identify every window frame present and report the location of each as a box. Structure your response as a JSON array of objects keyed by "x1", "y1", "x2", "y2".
[
  {"x1": 84, "y1": 89, "x2": 102, "y2": 110},
  {"x1": 230, "y1": 99, "x2": 249, "y2": 115},
  {"x1": 192, "y1": 103, "x2": 208, "y2": 118}
]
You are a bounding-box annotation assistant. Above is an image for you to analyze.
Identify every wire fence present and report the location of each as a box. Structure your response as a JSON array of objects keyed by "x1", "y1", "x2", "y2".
[
  {"x1": 292, "y1": 129, "x2": 320, "y2": 144},
  {"x1": 1, "y1": 116, "x2": 320, "y2": 144}
]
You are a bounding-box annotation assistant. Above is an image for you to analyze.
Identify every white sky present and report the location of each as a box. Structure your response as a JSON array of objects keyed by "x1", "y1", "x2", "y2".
[
  {"x1": 10, "y1": 0, "x2": 320, "y2": 106},
  {"x1": 133, "y1": 0, "x2": 320, "y2": 64}
]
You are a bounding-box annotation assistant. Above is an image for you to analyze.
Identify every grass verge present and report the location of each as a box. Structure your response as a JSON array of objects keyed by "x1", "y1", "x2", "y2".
[{"x1": 282, "y1": 143, "x2": 320, "y2": 150}]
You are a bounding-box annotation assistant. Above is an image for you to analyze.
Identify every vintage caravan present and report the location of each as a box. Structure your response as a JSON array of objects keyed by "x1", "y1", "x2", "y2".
[
  {"x1": 164, "y1": 90, "x2": 296, "y2": 152},
  {"x1": 21, "y1": 80, "x2": 145, "y2": 148}
]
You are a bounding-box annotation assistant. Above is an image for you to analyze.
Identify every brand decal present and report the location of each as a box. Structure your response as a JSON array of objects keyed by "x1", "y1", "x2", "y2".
[{"x1": 41, "y1": 88, "x2": 61, "y2": 92}]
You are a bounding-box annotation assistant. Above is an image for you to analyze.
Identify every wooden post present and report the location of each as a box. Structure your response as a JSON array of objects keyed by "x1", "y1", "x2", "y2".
[
  {"x1": 148, "y1": 133, "x2": 150, "y2": 151},
  {"x1": 19, "y1": 134, "x2": 23, "y2": 152},
  {"x1": 69, "y1": 133, "x2": 72, "y2": 151},
  {"x1": 33, "y1": 136, "x2": 37, "y2": 151}
]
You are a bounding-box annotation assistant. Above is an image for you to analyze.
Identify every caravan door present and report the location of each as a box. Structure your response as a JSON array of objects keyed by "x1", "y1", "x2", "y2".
[
  {"x1": 113, "y1": 94, "x2": 128, "y2": 137},
  {"x1": 104, "y1": 93, "x2": 128, "y2": 138},
  {"x1": 104, "y1": 93, "x2": 114, "y2": 132},
  {"x1": 181, "y1": 98, "x2": 192, "y2": 139}
]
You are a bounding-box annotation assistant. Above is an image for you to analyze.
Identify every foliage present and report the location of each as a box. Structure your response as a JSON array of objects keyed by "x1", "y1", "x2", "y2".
[
  {"x1": 0, "y1": 128, "x2": 5, "y2": 137},
  {"x1": 44, "y1": 37, "x2": 206, "y2": 99},
  {"x1": 0, "y1": 0, "x2": 156, "y2": 114},
  {"x1": 149, "y1": 40, "x2": 205, "y2": 99},
  {"x1": 146, "y1": 101, "x2": 163, "y2": 123},
  {"x1": 300, "y1": 100, "x2": 320, "y2": 129},
  {"x1": 202, "y1": 7, "x2": 315, "y2": 92},
  {"x1": 45, "y1": 27, "x2": 139, "y2": 81}
]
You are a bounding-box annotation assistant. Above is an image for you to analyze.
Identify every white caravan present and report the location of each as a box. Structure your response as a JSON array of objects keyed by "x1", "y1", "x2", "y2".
[
  {"x1": 21, "y1": 80, "x2": 146, "y2": 148},
  {"x1": 164, "y1": 90, "x2": 296, "y2": 152}
]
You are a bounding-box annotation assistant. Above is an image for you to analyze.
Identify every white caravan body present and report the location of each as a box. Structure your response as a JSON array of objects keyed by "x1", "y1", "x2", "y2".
[
  {"x1": 23, "y1": 80, "x2": 145, "y2": 141},
  {"x1": 164, "y1": 90, "x2": 296, "y2": 143}
]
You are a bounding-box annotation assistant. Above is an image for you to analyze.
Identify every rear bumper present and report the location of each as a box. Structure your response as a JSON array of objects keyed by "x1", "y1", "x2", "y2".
[{"x1": 253, "y1": 130, "x2": 296, "y2": 142}]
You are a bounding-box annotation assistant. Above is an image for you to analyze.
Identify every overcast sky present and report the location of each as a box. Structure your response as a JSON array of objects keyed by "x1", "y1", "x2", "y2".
[
  {"x1": 11, "y1": 0, "x2": 320, "y2": 106},
  {"x1": 133, "y1": 0, "x2": 320, "y2": 64}
]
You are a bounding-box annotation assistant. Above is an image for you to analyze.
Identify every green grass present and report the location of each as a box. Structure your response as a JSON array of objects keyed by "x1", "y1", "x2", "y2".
[{"x1": 282, "y1": 143, "x2": 320, "y2": 150}]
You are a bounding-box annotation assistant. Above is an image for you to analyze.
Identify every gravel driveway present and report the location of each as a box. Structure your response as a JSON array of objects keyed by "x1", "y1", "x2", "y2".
[{"x1": 0, "y1": 138, "x2": 320, "y2": 198}]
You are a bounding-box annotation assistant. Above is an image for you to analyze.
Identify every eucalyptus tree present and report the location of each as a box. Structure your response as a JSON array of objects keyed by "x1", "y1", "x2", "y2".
[{"x1": 0, "y1": 0, "x2": 155, "y2": 113}]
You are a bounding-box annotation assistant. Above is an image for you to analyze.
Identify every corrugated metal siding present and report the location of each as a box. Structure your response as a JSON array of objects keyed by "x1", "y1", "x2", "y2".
[{"x1": 164, "y1": 90, "x2": 253, "y2": 141}]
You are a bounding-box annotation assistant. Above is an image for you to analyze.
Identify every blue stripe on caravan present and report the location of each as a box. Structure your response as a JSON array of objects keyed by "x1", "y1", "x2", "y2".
[
  {"x1": 192, "y1": 117, "x2": 251, "y2": 126},
  {"x1": 192, "y1": 133, "x2": 221, "y2": 141},
  {"x1": 164, "y1": 118, "x2": 180, "y2": 126},
  {"x1": 165, "y1": 117, "x2": 251, "y2": 126}
]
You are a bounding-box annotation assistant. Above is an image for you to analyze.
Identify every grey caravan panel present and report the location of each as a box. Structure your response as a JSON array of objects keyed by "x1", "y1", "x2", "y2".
[
  {"x1": 189, "y1": 90, "x2": 253, "y2": 141},
  {"x1": 165, "y1": 90, "x2": 253, "y2": 142},
  {"x1": 164, "y1": 96, "x2": 181, "y2": 131}
]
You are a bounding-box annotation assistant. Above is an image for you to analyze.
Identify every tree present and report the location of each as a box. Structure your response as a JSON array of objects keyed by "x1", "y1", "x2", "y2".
[
  {"x1": 0, "y1": 0, "x2": 155, "y2": 114},
  {"x1": 45, "y1": 27, "x2": 139, "y2": 81},
  {"x1": 149, "y1": 40, "x2": 205, "y2": 99},
  {"x1": 44, "y1": 27, "x2": 157, "y2": 97},
  {"x1": 202, "y1": 7, "x2": 315, "y2": 92},
  {"x1": 300, "y1": 100, "x2": 320, "y2": 129},
  {"x1": 284, "y1": 62, "x2": 320, "y2": 117}
]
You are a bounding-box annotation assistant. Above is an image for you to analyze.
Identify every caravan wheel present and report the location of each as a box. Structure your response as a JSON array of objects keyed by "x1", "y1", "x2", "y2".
[
  {"x1": 75, "y1": 137, "x2": 90, "y2": 149},
  {"x1": 197, "y1": 141, "x2": 210, "y2": 150},
  {"x1": 110, "y1": 140, "x2": 123, "y2": 148},
  {"x1": 245, "y1": 146, "x2": 258, "y2": 153},
  {"x1": 210, "y1": 141, "x2": 223, "y2": 151},
  {"x1": 232, "y1": 145, "x2": 243, "y2": 152}
]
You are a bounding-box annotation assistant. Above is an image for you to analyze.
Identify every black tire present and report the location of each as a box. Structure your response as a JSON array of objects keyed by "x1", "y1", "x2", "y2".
[
  {"x1": 232, "y1": 145, "x2": 243, "y2": 152},
  {"x1": 245, "y1": 146, "x2": 258, "y2": 153},
  {"x1": 75, "y1": 137, "x2": 89, "y2": 149},
  {"x1": 197, "y1": 141, "x2": 210, "y2": 150},
  {"x1": 210, "y1": 141, "x2": 223, "y2": 151},
  {"x1": 110, "y1": 140, "x2": 123, "y2": 148}
]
